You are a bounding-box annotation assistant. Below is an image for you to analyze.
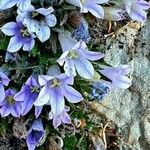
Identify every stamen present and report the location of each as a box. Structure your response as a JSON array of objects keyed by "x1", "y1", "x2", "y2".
[
  {"x1": 30, "y1": 86, "x2": 40, "y2": 93},
  {"x1": 51, "y1": 78, "x2": 60, "y2": 87},
  {"x1": 7, "y1": 96, "x2": 15, "y2": 104},
  {"x1": 20, "y1": 29, "x2": 30, "y2": 37}
]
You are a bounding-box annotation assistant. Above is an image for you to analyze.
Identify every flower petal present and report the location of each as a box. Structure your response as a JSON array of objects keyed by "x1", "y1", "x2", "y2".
[
  {"x1": 58, "y1": 31, "x2": 77, "y2": 52},
  {"x1": 53, "y1": 116, "x2": 62, "y2": 128},
  {"x1": 57, "y1": 51, "x2": 69, "y2": 66},
  {"x1": 34, "y1": 84, "x2": 50, "y2": 106},
  {"x1": 64, "y1": 59, "x2": 76, "y2": 77},
  {"x1": 0, "y1": 72, "x2": 10, "y2": 86},
  {"x1": 74, "y1": 57, "x2": 94, "y2": 79},
  {"x1": 35, "y1": 106, "x2": 43, "y2": 118},
  {"x1": 50, "y1": 88, "x2": 64, "y2": 116},
  {"x1": 0, "y1": 105, "x2": 10, "y2": 117},
  {"x1": 36, "y1": 25, "x2": 50, "y2": 42},
  {"x1": 58, "y1": 73, "x2": 74, "y2": 85},
  {"x1": 11, "y1": 102, "x2": 21, "y2": 117},
  {"x1": 36, "y1": 7, "x2": 54, "y2": 15},
  {"x1": 7, "y1": 36, "x2": 22, "y2": 52},
  {"x1": 14, "y1": 85, "x2": 29, "y2": 102},
  {"x1": 26, "y1": 76, "x2": 39, "y2": 87},
  {"x1": 1, "y1": 22, "x2": 17, "y2": 36},
  {"x1": 84, "y1": 3, "x2": 104, "y2": 18},
  {"x1": 0, "y1": 0, "x2": 16, "y2": 10},
  {"x1": 0, "y1": 84, "x2": 5, "y2": 103},
  {"x1": 46, "y1": 14, "x2": 57, "y2": 27},
  {"x1": 63, "y1": 85, "x2": 83, "y2": 103},
  {"x1": 23, "y1": 38, "x2": 35, "y2": 51},
  {"x1": 38, "y1": 75, "x2": 54, "y2": 86},
  {"x1": 80, "y1": 45, "x2": 104, "y2": 61},
  {"x1": 47, "y1": 65, "x2": 61, "y2": 77},
  {"x1": 21, "y1": 92, "x2": 38, "y2": 116},
  {"x1": 62, "y1": 112, "x2": 71, "y2": 124},
  {"x1": 112, "y1": 75, "x2": 132, "y2": 89}
]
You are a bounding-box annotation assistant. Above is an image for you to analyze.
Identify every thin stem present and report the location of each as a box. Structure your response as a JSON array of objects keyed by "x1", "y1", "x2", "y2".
[{"x1": 8, "y1": 65, "x2": 40, "y2": 71}]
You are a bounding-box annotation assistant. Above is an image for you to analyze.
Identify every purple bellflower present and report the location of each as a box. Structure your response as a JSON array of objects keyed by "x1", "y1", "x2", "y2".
[
  {"x1": 26, "y1": 118, "x2": 45, "y2": 150},
  {"x1": 0, "y1": 89, "x2": 22, "y2": 117},
  {"x1": 58, "y1": 31, "x2": 104, "y2": 79},
  {"x1": 124, "y1": 0, "x2": 150, "y2": 22},
  {"x1": 34, "y1": 65, "x2": 83, "y2": 116},
  {"x1": 49, "y1": 107, "x2": 71, "y2": 128},
  {"x1": 65, "y1": 0, "x2": 109, "y2": 18},
  {"x1": 99, "y1": 65, "x2": 132, "y2": 89},
  {"x1": 0, "y1": 71, "x2": 10, "y2": 103},
  {"x1": 14, "y1": 76, "x2": 42, "y2": 118},
  {"x1": 0, "y1": 0, "x2": 31, "y2": 10},
  {"x1": 1, "y1": 21, "x2": 36, "y2": 53},
  {"x1": 17, "y1": 5, "x2": 57, "y2": 42}
]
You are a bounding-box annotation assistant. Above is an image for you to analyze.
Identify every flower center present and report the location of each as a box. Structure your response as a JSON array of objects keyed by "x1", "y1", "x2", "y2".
[
  {"x1": 7, "y1": 96, "x2": 15, "y2": 104},
  {"x1": 20, "y1": 27, "x2": 30, "y2": 37},
  {"x1": 50, "y1": 78, "x2": 60, "y2": 87},
  {"x1": 30, "y1": 86, "x2": 40, "y2": 93},
  {"x1": 31, "y1": 11, "x2": 45, "y2": 21},
  {"x1": 67, "y1": 50, "x2": 78, "y2": 59}
]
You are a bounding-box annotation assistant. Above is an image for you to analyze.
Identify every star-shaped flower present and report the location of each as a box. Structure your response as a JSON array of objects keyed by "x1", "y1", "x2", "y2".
[
  {"x1": 1, "y1": 21, "x2": 36, "y2": 52},
  {"x1": 34, "y1": 66, "x2": 83, "y2": 116},
  {"x1": 0, "y1": 89, "x2": 22, "y2": 117},
  {"x1": 58, "y1": 31, "x2": 104, "y2": 79}
]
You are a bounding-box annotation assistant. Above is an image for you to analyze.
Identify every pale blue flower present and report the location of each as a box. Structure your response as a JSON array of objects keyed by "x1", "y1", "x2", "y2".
[
  {"x1": 17, "y1": 5, "x2": 57, "y2": 42},
  {"x1": 34, "y1": 66, "x2": 83, "y2": 116},
  {"x1": 65, "y1": 0, "x2": 109, "y2": 18},
  {"x1": 58, "y1": 31, "x2": 104, "y2": 79}
]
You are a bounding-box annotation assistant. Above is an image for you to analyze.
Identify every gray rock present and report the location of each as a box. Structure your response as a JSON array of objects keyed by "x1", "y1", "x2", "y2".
[{"x1": 94, "y1": 19, "x2": 150, "y2": 150}]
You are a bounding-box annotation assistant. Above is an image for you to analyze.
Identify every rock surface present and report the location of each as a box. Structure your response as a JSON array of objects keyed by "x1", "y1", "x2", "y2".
[{"x1": 93, "y1": 18, "x2": 150, "y2": 150}]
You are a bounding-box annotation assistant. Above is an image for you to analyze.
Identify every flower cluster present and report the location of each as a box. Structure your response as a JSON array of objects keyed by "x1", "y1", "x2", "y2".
[{"x1": 0, "y1": 0, "x2": 149, "y2": 149}]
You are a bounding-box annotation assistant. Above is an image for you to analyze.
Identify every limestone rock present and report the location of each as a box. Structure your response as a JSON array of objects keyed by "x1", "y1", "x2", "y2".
[{"x1": 94, "y1": 19, "x2": 150, "y2": 150}]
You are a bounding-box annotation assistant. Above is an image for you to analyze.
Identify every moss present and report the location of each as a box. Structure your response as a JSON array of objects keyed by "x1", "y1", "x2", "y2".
[
  {"x1": 0, "y1": 119, "x2": 9, "y2": 136},
  {"x1": 0, "y1": 36, "x2": 10, "y2": 51},
  {"x1": 63, "y1": 134, "x2": 77, "y2": 150}
]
